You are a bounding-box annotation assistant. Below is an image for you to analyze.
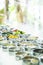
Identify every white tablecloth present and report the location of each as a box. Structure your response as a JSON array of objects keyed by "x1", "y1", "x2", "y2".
[{"x1": 0, "y1": 48, "x2": 22, "y2": 65}]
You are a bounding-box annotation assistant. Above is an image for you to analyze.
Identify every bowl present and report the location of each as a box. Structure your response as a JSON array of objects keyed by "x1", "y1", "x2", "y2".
[
  {"x1": 33, "y1": 49, "x2": 43, "y2": 57},
  {"x1": 15, "y1": 52, "x2": 25, "y2": 60},
  {"x1": 22, "y1": 56, "x2": 39, "y2": 65}
]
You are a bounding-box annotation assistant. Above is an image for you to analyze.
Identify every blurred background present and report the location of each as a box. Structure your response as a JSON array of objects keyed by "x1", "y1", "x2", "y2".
[{"x1": 0, "y1": 0, "x2": 43, "y2": 37}]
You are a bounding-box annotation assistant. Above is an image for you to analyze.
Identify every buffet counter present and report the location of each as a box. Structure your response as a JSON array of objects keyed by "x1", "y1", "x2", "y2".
[
  {"x1": 0, "y1": 47, "x2": 43, "y2": 65},
  {"x1": 0, "y1": 25, "x2": 43, "y2": 65}
]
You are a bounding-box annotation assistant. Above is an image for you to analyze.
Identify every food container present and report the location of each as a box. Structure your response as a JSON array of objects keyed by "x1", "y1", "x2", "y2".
[
  {"x1": 36, "y1": 40, "x2": 43, "y2": 48},
  {"x1": 15, "y1": 52, "x2": 25, "y2": 60},
  {"x1": 15, "y1": 45, "x2": 21, "y2": 52},
  {"x1": 8, "y1": 44, "x2": 16, "y2": 52},
  {"x1": 2, "y1": 40, "x2": 9, "y2": 50},
  {"x1": 22, "y1": 56, "x2": 39, "y2": 65},
  {"x1": 2, "y1": 43, "x2": 9, "y2": 52},
  {"x1": 16, "y1": 38, "x2": 25, "y2": 43},
  {"x1": 41, "y1": 44, "x2": 43, "y2": 48},
  {"x1": 2, "y1": 44, "x2": 8, "y2": 49},
  {"x1": 33, "y1": 49, "x2": 43, "y2": 57},
  {"x1": 1, "y1": 39, "x2": 8, "y2": 44},
  {"x1": 20, "y1": 41, "x2": 38, "y2": 48},
  {"x1": 27, "y1": 36, "x2": 38, "y2": 42},
  {"x1": 27, "y1": 43, "x2": 38, "y2": 49},
  {"x1": 20, "y1": 42, "x2": 38, "y2": 54},
  {"x1": 41, "y1": 58, "x2": 43, "y2": 63},
  {"x1": 19, "y1": 34, "x2": 30, "y2": 38},
  {"x1": 9, "y1": 46, "x2": 16, "y2": 52},
  {"x1": 8, "y1": 46, "x2": 16, "y2": 55},
  {"x1": 39, "y1": 54, "x2": 43, "y2": 63}
]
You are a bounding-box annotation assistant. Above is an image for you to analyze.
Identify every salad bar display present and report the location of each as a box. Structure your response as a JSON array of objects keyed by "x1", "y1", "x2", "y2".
[{"x1": 0, "y1": 25, "x2": 43, "y2": 65}]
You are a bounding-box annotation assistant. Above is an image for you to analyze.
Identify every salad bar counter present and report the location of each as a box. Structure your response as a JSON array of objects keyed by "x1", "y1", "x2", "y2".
[{"x1": 0, "y1": 25, "x2": 43, "y2": 65}]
